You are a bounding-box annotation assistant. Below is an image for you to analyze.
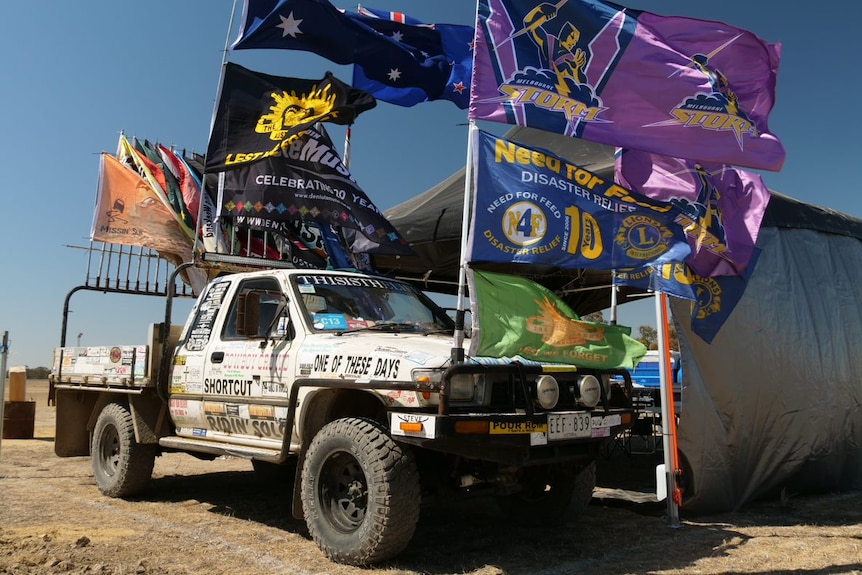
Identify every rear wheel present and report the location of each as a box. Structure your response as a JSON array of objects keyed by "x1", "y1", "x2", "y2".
[
  {"x1": 301, "y1": 417, "x2": 420, "y2": 565},
  {"x1": 91, "y1": 402, "x2": 156, "y2": 497}
]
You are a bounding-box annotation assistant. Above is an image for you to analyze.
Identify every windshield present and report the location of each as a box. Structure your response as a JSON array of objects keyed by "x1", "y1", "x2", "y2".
[{"x1": 293, "y1": 273, "x2": 456, "y2": 334}]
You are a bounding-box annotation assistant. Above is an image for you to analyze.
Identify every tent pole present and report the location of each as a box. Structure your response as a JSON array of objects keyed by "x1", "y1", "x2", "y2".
[
  {"x1": 451, "y1": 121, "x2": 477, "y2": 364},
  {"x1": 656, "y1": 291, "x2": 681, "y2": 527}
]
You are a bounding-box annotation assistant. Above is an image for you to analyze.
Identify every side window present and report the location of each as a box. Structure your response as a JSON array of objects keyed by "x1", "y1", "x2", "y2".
[
  {"x1": 185, "y1": 280, "x2": 231, "y2": 351},
  {"x1": 222, "y1": 277, "x2": 289, "y2": 340}
]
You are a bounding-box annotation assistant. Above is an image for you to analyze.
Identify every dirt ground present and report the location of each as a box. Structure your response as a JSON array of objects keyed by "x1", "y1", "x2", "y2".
[{"x1": 2, "y1": 381, "x2": 861, "y2": 575}]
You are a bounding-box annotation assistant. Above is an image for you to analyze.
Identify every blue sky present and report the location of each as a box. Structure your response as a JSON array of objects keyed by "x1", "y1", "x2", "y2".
[{"x1": 1, "y1": 0, "x2": 860, "y2": 369}]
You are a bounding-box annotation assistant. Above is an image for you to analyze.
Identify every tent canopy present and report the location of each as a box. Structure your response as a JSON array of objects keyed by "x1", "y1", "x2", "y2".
[{"x1": 375, "y1": 128, "x2": 862, "y2": 513}]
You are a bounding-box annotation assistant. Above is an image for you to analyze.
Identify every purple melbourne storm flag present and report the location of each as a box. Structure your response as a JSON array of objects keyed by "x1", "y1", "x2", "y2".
[
  {"x1": 616, "y1": 148, "x2": 771, "y2": 277},
  {"x1": 470, "y1": 0, "x2": 784, "y2": 171}
]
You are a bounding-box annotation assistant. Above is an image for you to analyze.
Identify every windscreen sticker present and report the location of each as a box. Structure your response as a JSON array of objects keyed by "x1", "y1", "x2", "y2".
[{"x1": 313, "y1": 313, "x2": 349, "y2": 330}]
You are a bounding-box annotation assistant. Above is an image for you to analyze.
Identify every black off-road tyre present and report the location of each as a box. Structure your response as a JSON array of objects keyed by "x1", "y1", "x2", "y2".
[
  {"x1": 301, "y1": 417, "x2": 420, "y2": 565},
  {"x1": 570, "y1": 460, "x2": 597, "y2": 515},
  {"x1": 497, "y1": 460, "x2": 596, "y2": 523},
  {"x1": 91, "y1": 402, "x2": 157, "y2": 497}
]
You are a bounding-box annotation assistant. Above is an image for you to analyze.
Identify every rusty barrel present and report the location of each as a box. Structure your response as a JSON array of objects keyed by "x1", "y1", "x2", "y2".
[
  {"x1": 3, "y1": 401, "x2": 35, "y2": 439},
  {"x1": 4, "y1": 367, "x2": 35, "y2": 439}
]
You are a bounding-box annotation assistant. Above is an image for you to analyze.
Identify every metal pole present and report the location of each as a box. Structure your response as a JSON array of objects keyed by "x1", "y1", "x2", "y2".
[
  {"x1": 0, "y1": 331, "x2": 10, "y2": 455},
  {"x1": 451, "y1": 121, "x2": 477, "y2": 364}
]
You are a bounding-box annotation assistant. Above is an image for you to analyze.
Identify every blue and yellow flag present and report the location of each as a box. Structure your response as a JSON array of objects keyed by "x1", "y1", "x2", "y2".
[{"x1": 468, "y1": 130, "x2": 690, "y2": 269}]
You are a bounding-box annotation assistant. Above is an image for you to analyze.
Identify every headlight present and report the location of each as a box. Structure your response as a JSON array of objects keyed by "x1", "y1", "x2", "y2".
[
  {"x1": 578, "y1": 375, "x2": 601, "y2": 408},
  {"x1": 449, "y1": 373, "x2": 476, "y2": 401},
  {"x1": 535, "y1": 375, "x2": 559, "y2": 409}
]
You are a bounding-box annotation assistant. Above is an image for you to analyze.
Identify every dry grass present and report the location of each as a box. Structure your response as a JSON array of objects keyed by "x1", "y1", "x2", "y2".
[{"x1": 1, "y1": 381, "x2": 860, "y2": 574}]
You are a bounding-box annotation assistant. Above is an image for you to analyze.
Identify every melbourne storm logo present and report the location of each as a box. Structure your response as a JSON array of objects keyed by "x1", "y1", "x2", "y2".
[
  {"x1": 648, "y1": 35, "x2": 758, "y2": 148},
  {"x1": 669, "y1": 164, "x2": 729, "y2": 258},
  {"x1": 481, "y1": 1, "x2": 623, "y2": 133}
]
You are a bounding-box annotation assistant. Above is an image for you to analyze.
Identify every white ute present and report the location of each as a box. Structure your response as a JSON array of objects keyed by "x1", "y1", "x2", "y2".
[{"x1": 51, "y1": 268, "x2": 635, "y2": 565}]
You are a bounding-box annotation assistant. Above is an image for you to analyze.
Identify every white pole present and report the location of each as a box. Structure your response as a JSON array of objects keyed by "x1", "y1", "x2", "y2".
[
  {"x1": 451, "y1": 121, "x2": 477, "y2": 362},
  {"x1": 343, "y1": 126, "x2": 352, "y2": 169},
  {"x1": 609, "y1": 270, "x2": 618, "y2": 325},
  {"x1": 0, "y1": 331, "x2": 9, "y2": 455},
  {"x1": 655, "y1": 293, "x2": 681, "y2": 526}
]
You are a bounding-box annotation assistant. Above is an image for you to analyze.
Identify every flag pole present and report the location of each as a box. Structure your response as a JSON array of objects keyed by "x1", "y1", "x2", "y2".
[
  {"x1": 199, "y1": 0, "x2": 239, "y2": 259},
  {"x1": 655, "y1": 291, "x2": 681, "y2": 527},
  {"x1": 343, "y1": 126, "x2": 352, "y2": 168},
  {"x1": 451, "y1": 121, "x2": 478, "y2": 364}
]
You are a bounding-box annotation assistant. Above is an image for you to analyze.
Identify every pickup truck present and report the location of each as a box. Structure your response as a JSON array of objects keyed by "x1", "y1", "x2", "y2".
[{"x1": 50, "y1": 267, "x2": 635, "y2": 565}]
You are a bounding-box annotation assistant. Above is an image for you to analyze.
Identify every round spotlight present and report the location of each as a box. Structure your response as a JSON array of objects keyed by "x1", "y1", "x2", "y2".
[
  {"x1": 578, "y1": 375, "x2": 601, "y2": 408},
  {"x1": 535, "y1": 375, "x2": 560, "y2": 409}
]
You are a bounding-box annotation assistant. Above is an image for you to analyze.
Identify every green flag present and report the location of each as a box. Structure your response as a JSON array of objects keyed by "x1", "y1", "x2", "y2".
[{"x1": 468, "y1": 269, "x2": 647, "y2": 369}]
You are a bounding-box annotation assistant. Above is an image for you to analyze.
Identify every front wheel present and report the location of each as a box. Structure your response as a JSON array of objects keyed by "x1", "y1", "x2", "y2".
[
  {"x1": 91, "y1": 402, "x2": 156, "y2": 497},
  {"x1": 301, "y1": 417, "x2": 420, "y2": 565}
]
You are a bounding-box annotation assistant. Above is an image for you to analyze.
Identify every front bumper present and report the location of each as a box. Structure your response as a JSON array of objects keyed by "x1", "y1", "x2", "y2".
[{"x1": 389, "y1": 409, "x2": 633, "y2": 466}]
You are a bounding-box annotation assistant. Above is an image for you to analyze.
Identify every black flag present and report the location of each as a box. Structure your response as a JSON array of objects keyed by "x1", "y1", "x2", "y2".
[
  {"x1": 222, "y1": 124, "x2": 412, "y2": 255},
  {"x1": 205, "y1": 63, "x2": 376, "y2": 172}
]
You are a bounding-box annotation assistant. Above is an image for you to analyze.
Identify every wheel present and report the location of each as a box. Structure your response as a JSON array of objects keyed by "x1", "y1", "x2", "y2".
[
  {"x1": 570, "y1": 460, "x2": 597, "y2": 515},
  {"x1": 91, "y1": 402, "x2": 156, "y2": 497},
  {"x1": 301, "y1": 417, "x2": 420, "y2": 565},
  {"x1": 497, "y1": 460, "x2": 596, "y2": 523}
]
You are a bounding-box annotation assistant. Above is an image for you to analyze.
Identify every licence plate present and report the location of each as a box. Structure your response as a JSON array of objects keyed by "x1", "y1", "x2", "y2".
[{"x1": 547, "y1": 412, "x2": 592, "y2": 440}]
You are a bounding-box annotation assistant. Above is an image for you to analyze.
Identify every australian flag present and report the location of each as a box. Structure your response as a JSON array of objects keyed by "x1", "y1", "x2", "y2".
[
  {"x1": 351, "y1": 6, "x2": 474, "y2": 109},
  {"x1": 231, "y1": 0, "x2": 473, "y2": 109}
]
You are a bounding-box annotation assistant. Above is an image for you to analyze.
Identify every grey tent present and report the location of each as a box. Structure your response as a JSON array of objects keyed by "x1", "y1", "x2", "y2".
[{"x1": 373, "y1": 128, "x2": 862, "y2": 512}]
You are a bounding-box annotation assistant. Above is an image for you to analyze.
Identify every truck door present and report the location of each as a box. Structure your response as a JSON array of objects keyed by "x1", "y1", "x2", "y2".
[{"x1": 171, "y1": 275, "x2": 295, "y2": 448}]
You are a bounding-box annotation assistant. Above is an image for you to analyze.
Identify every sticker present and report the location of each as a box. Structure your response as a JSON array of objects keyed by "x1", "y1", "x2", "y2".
[
  {"x1": 390, "y1": 413, "x2": 437, "y2": 439},
  {"x1": 313, "y1": 313, "x2": 349, "y2": 330},
  {"x1": 403, "y1": 351, "x2": 436, "y2": 366},
  {"x1": 302, "y1": 293, "x2": 325, "y2": 312},
  {"x1": 489, "y1": 421, "x2": 548, "y2": 434}
]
